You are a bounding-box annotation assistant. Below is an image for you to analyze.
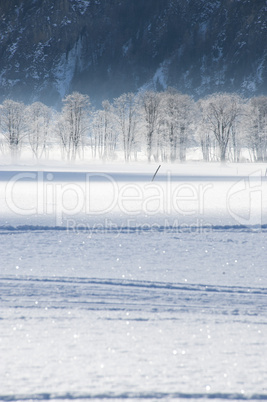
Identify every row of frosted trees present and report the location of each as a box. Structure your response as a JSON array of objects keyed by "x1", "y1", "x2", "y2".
[{"x1": 0, "y1": 89, "x2": 267, "y2": 162}]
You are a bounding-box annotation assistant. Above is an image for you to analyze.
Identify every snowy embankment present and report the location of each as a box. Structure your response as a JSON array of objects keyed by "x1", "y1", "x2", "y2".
[{"x1": 0, "y1": 162, "x2": 267, "y2": 401}]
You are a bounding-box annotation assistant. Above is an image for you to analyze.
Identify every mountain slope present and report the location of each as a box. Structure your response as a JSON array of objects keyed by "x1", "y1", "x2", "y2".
[{"x1": 0, "y1": 0, "x2": 266, "y2": 107}]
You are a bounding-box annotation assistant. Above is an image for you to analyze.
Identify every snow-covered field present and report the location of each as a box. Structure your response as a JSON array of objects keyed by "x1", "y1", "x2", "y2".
[{"x1": 1, "y1": 161, "x2": 267, "y2": 401}]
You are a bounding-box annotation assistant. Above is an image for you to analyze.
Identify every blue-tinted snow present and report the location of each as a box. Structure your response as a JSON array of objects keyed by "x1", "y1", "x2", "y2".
[{"x1": 0, "y1": 163, "x2": 267, "y2": 401}]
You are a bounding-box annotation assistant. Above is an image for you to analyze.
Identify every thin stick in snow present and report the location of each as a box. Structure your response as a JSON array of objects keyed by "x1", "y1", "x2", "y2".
[{"x1": 151, "y1": 164, "x2": 161, "y2": 182}]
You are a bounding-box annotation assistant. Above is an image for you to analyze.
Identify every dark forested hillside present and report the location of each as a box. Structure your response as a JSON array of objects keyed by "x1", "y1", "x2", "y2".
[{"x1": 0, "y1": 0, "x2": 266, "y2": 106}]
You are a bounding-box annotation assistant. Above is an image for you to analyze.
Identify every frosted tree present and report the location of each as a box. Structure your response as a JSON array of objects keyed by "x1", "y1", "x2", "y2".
[
  {"x1": 155, "y1": 117, "x2": 170, "y2": 162},
  {"x1": 0, "y1": 135, "x2": 4, "y2": 154},
  {"x1": 55, "y1": 112, "x2": 70, "y2": 160},
  {"x1": 140, "y1": 90, "x2": 162, "y2": 162},
  {"x1": 101, "y1": 100, "x2": 117, "y2": 159},
  {"x1": 196, "y1": 100, "x2": 221, "y2": 162},
  {"x1": 196, "y1": 102, "x2": 212, "y2": 162},
  {"x1": 90, "y1": 110, "x2": 105, "y2": 159},
  {"x1": 245, "y1": 96, "x2": 267, "y2": 161},
  {"x1": 90, "y1": 101, "x2": 117, "y2": 160},
  {"x1": 113, "y1": 93, "x2": 139, "y2": 162},
  {"x1": 199, "y1": 93, "x2": 243, "y2": 162},
  {"x1": 0, "y1": 99, "x2": 27, "y2": 159},
  {"x1": 175, "y1": 93, "x2": 195, "y2": 162},
  {"x1": 26, "y1": 102, "x2": 52, "y2": 159},
  {"x1": 161, "y1": 89, "x2": 195, "y2": 162},
  {"x1": 56, "y1": 92, "x2": 90, "y2": 160},
  {"x1": 227, "y1": 117, "x2": 244, "y2": 163}
]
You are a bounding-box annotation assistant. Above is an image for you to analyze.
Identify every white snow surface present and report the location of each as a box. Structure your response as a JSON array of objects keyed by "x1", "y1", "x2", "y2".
[{"x1": 1, "y1": 161, "x2": 267, "y2": 401}]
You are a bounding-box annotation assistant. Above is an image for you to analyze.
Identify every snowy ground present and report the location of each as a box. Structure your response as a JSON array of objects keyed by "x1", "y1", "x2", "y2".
[{"x1": 0, "y1": 161, "x2": 267, "y2": 401}]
